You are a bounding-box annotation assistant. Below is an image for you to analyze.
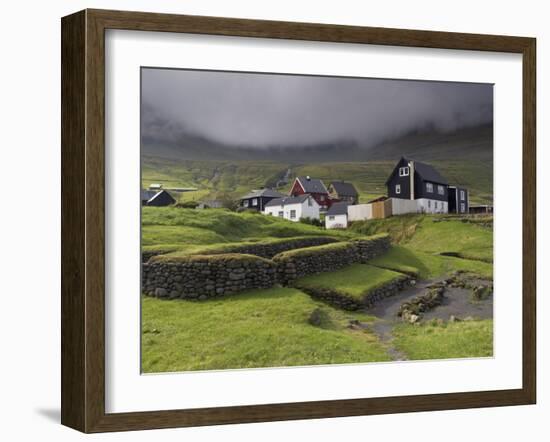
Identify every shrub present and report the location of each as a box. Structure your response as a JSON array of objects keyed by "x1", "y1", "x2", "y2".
[
  {"x1": 175, "y1": 200, "x2": 199, "y2": 209},
  {"x1": 299, "y1": 216, "x2": 323, "y2": 227}
]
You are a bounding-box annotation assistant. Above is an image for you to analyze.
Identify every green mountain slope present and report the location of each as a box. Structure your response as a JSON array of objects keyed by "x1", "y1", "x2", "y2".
[{"x1": 142, "y1": 125, "x2": 493, "y2": 204}]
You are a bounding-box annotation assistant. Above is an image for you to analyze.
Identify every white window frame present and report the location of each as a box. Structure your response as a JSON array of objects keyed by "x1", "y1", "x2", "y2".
[
  {"x1": 460, "y1": 190, "x2": 466, "y2": 200},
  {"x1": 395, "y1": 184, "x2": 401, "y2": 194},
  {"x1": 252, "y1": 198, "x2": 258, "y2": 206},
  {"x1": 399, "y1": 166, "x2": 410, "y2": 177},
  {"x1": 308, "y1": 197, "x2": 312, "y2": 207},
  {"x1": 461, "y1": 202, "x2": 466, "y2": 213},
  {"x1": 426, "y1": 182, "x2": 434, "y2": 193},
  {"x1": 428, "y1": 200, "x2": 431, "y2": 208},
  {"x1": 243, "y1": 200, "x2": 249, "y2": 208},
  {"x1": 328, "y1": 215, "x2": 335, "y2": 221},
  {"x1": 435, "y1": 201, "x2": 438, "y2": 209},
  {"x1": 278, "y1": 211, "x2": 284, "y2": 217},
  {"x1": 290, "y1": 209, "x2": 296, "y2": 219},
  {"x1": 438, "y1": 185, "x2": 444, "y2": 195}
]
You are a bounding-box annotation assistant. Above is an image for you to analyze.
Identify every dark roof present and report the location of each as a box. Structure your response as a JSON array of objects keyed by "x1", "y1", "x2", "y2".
[
  {"x1": 329, "y1": 181, "x2": 358, "y2": 197},
  {"x1": 239, "y1": 188, "x2": 286, "y2": 200},
  {"x1": 385, "y1": 157, "x2": 448, "y2": 185},
  {"x1": 141, "y1": 189, "x2": 158, "y2": 201},
  {"x1": 147, "y1": 190, "x2": 175, "y2": 204},
  {"x1": 326, "y1": 201, "x2": 350, "y2": 216},
  {"x1": 265, "y1": 194, "x2": 312, "y2": 208},
  {"x1": 411, "y1": 159, "x2": 448, "y2": 185},
  {"x1": 296, "y1": 176, "x2": 328, "y2": 194}
]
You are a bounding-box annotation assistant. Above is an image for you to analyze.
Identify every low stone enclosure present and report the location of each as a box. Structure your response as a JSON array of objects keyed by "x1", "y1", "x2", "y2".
[
  {"x1": 142, "y1": 234, "x2": 392, "y2": 302},
  {"x1": 142, "y1": 236, "x2": 341, "y2": 263},
  {"x1": 274, "y1": 235, "x2": 391, "y2": 284},
  {"x1": 142, "y1": 254, "x2": 278, "y2": 300},
  {"x1": 296, "y1": 274, "x2": 413, "y2": 311}
]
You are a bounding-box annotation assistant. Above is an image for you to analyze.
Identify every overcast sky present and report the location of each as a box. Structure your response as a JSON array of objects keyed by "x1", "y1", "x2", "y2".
[{"x1": 141, "y1": 68, "x2": 493, "y2": 149}]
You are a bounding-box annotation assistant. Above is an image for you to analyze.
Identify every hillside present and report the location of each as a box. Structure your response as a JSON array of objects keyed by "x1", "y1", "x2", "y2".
[{"x1": 142, "y1": 124, "x2": 493, "y2": 204}]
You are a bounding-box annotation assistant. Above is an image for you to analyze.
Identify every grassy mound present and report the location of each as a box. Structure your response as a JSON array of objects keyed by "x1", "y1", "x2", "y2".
[
  {"x1": 141, "y1": 288, "x2": 390, "y2": 372},
  {"x1": 350, "y1": 215, "x2": 493, "y2": 263},
  {"x1": 156, "y1": 235, "x2": 340, "y2": 259},
  {"x1": 142, "y1": 207, "x2": 355, "y2": 253},
  {"x1": 392, "y1": 319, "x2": 493, "y2": 360},
  {"x1": 294, "y1": 264, "x2": 405, "y2": 301},
  {"x1": 369, "y1": 245, "x2": 493, "y2": 279}
]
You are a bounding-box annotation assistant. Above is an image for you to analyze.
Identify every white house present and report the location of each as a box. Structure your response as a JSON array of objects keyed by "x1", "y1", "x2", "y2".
[
  {"x1": 325, "y1": 202, "x2": 350, "y2": 229},
  {"x1": 263, "y1": 194, "x2": 320, "y2": 222}
]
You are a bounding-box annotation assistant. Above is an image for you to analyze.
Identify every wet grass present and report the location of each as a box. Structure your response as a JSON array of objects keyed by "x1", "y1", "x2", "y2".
[{"x1": 142, "y1": 287, "x2": 390, "y2": 373}]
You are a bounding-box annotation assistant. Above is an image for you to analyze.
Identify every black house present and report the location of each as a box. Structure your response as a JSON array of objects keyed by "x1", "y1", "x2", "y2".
[
  {"x1": 239, "y1": 188, "x2": 285, "y2": 211},
  {"x1": 141, "y1": 189, "x2": 176, "y2": 207},
  {"x1": 448, "y1": 186, "x2": 469, "y2": 214},
  {"x1": 386, "y1": 157, "x2": 449, "y2": 207}
]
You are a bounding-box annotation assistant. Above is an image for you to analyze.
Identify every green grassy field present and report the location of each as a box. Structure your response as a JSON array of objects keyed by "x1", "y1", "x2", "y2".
[
  {"x1": 142, "y1": 206, "x2": 355, "y2": 253},
  {"x1": 350, "y1": 215, "x2": 493, "y2": 263},
  {"x1": 142, "y1": 288, "x2": 390, "y2": 372},
  {"x1": 369, "y1": 245, "x2": 493, "y2": 279},
  {"x1": 392, "y1": 319, "x2": 493, "y2": 360},
  {"x1": 141, "y1": 206, "x2": 493, "y2": 371},
  {"x1": 295, "y1": 264, "x2": 404, "y2": 301}
]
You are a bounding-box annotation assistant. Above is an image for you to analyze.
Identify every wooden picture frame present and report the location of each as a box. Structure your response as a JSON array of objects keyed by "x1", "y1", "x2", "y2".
[{"x1": 61, "y1": 8, "x2": 536, "y2": 433}]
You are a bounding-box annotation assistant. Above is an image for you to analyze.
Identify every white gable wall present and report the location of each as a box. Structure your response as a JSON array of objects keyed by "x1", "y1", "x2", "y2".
[
  {"x1": 263, "y1": 197, "x2": 320, "y2": 221},
  {"x1": 325, "y1": 214, "x2": 348, "y2": 229}
]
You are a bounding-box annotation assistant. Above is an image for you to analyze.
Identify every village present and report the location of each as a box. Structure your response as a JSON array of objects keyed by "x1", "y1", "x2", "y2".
[{"x1": 142, "y1": 157, "x2": 491, "y2": 229}]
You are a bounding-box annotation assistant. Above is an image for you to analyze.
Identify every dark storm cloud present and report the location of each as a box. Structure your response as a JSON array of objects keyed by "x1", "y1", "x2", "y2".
[{"x1": 141, "y1": 68, "x2": 493, "y2": 148}]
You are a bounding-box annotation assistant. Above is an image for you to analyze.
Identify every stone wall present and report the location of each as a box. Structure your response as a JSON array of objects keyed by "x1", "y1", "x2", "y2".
[
  {"x1": 142, "y1": 253, "x2": 277, "y2": 300},
  {"x1": 141, "y1": 236, "x2": 340, "y2": 263},
  {"x1": 204, "y1": 236, "x2": 341, "y2": 259},
  {"x1": 297, "y1": 274, "x2": 412, "y2": 311},
  {"x1": 274, "y1": 234, "x2": 390, "y2": 284},
  {"x1": 142, "y1": 234, "x2": 391, "y2": 302}
]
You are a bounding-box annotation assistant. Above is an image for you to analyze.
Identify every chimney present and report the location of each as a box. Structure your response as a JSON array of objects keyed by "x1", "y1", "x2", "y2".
[{"x1": 409, "y1": 161, "x2": 415, "y2": 200}]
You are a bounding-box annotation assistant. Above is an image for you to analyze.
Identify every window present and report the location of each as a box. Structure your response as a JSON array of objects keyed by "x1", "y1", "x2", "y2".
[
  {"x1": 320, "y1": 195, "x2": 325, "y2": 201},
  {"x1": 435, "y1": 201, "x2": 438, "y2": 209},
  {"x1": 243, "y1": 200, "x2": 249, "y2": 207},
  {"x1": 461, "y1": 203, "x2": 466, "y2": 213},
  {"x1": 278, "y1": 211, "x2": 283, "y2": 217},
  {"x1": 399, "y1": 166, "x2": 410, "y2": 177},
  {"x1": 428, "y1": 200, "x2": 431, "y2": 208},
  {"x1": 395, "y1": 184, "x2": 401, "y2": 194},
  {"x1": 290, "y1": 210, "x2": 296, "y2": 219},
  {"x1": 460, "y1": 190, "x2": 466, "y2": 200},
  {"x1": 308, "y1": 197, "x2": 312, "y2": 207},
  {"x1": 328, "y1": 215, "x2": 335, "y2": 220},
  {"x1": 426, "y1": 182, "x2": 433, "y2": 193},
  {"x1": 252, "y1": 198, "x2": 258, "y2": 206},
  {"x1": 438, "y1": 185, "x2": 444, "y2": 195}
]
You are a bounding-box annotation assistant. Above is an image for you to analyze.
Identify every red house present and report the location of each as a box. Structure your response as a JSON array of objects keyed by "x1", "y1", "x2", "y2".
[{"x1": 289, "y1": 176, "x2": 330, "y2": 210}]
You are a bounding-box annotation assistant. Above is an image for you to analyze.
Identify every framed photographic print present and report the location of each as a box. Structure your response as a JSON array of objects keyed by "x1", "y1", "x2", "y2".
[{"x1": 61, "y1": 9, "x2": 536, "y2": 433}]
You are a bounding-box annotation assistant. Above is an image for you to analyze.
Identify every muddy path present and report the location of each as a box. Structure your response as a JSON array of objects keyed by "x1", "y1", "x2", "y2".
[{"x1": 363, "y1": 277, "x2": 493, "y2": 361}]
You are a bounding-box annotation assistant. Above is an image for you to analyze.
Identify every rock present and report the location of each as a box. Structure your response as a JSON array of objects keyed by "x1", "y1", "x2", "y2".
[
  {"x1": 308, "y1": 308, "x2": 324, "y2": 326},
  {"x1": 154, "y1": 288, "x2": 168, "y2": 298},
  {"x1": 198, "y1": 295, "x2": 208, "y2": 301},
  {"x1": 409, "y1": 314, "x2": 419, "y2": 324}
]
